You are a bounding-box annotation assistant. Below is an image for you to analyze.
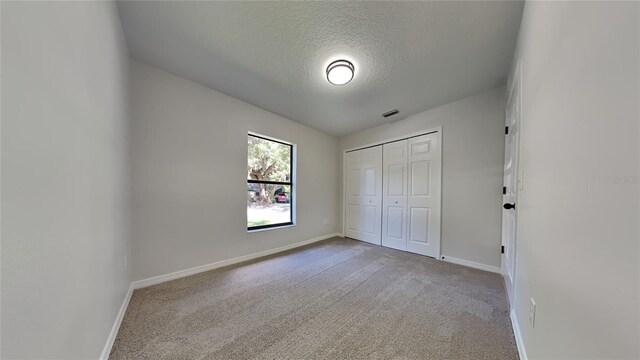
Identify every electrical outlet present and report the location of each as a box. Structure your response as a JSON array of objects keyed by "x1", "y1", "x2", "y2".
[
  {"x1": 123, "y1": 254, "x2": 128, "y2": 271},
  {"x1": 529, "y1": 298, "x2": 536, "y2": 327},
  {"x1": 323, "y1": 218, "x2": 330, "y2": 225}
]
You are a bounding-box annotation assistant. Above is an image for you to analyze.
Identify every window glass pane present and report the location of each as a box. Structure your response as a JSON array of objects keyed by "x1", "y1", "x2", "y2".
[
  {"x1": 247, "y1": 136, "x2": 291, "y2": 182},
  {"x1": 247, "y1": 185, "x2": 291, "y2": 227}
]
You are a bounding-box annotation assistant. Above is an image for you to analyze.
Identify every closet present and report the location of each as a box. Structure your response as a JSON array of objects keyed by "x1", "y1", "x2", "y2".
[
  {"x1": 345, "y1": 146, "x2": 382, "y2": 245},
  {"x1": 344, "y1": 131, "x2": 441, "y2": 258}
]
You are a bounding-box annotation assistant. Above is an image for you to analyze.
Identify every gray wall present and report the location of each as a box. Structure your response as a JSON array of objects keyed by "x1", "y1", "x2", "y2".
[
  {"x1": 340, "y1": 88, "x2": 507, "y2": 268},
  {"x1": 130, "y1": 61, "x2": 340, "y2": 281},
  {"x1": 510, "y1": 1, "x2": 639, "y2": 358},
  {"x1": 1, "y1": 1, "x2": 132, "y2": 358}
]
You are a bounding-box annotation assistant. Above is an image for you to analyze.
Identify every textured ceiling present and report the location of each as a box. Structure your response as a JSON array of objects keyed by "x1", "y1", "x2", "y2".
[{"x1": 117, "y1": 1, "x2": 524, "y2": 136}]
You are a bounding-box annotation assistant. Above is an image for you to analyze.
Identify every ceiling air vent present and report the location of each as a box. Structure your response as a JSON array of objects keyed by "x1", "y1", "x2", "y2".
[{"x1": 382, "y1": 109, "x2": 399, "y2": 118}]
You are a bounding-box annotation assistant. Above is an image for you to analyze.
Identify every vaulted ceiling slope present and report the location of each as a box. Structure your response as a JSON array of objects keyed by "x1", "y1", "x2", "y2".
[{"x1": 117, "y1": 1, "x2": 524, "y2": 136}]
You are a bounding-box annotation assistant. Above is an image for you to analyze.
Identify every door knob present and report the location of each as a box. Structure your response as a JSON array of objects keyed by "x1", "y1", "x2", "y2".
[{"x1": 503, "y1": 203, "x2": 516, "y2": 210}]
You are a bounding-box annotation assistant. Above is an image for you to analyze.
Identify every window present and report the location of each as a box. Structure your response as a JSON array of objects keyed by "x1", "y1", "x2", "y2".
[{"x1": 247, "y1": 134, "x2": 294, "y2": 230}]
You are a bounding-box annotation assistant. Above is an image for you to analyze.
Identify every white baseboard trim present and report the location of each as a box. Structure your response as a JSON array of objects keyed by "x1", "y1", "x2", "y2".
[
  {"x1": 132, "y1": 232, "x2": 341, "y2": 290},
  {"x1": 510, "y1": 309, "x2": 528, "y2": 360},
  {"x1": 440, "y1": 255, "x2": 501, "y2": 274},
  {"x1": 100, "y1": 232, "x2": 340, "y2": 358},
  {"x1": 100, "y1": 283, "x2": 134, "y2": 360}
]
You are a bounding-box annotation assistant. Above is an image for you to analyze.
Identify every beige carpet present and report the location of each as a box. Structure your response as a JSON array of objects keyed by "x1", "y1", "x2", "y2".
[{"x1": 110, "y1": 237, "x2": 518, "y2": 359}]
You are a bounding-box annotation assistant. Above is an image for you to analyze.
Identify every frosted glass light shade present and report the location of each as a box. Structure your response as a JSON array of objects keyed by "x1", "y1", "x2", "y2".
[{"x1": 326, "y1": 60, "x2": 354, "y2": 85}]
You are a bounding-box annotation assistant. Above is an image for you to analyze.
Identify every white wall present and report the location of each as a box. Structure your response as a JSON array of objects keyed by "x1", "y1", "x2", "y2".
[
  {"x1": 1, "y1": 1, "x2": 132, "y2": 359},
  {"x1": 510, "y1": 1, "x2": 639, "y2": 358},
  {"x1": 130, "y1": 61, "x2": 340, "y2": 281},
  {"x1": 340, "y1": 87, "x2": 507, "y2": 268}
]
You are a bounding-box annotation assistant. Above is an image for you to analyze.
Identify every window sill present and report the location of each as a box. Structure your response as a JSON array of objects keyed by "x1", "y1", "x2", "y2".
[{"x1": 247, "y1": 223, "x2": 296, "y2": 233}]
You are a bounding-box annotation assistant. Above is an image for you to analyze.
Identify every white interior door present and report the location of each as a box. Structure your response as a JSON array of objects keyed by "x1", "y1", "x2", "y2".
[
  {"x1": 382, "y1": 140, "x2": 408, "y2": 251},
  {"x1": 502, "y1": 65, "x2": 521, "y2": 306},
  {"x1": 406, "y1": 133, "x2": 441, "y2": 257},
  {"x1": 345, "y1": 146, "x2": 382, "y2": 245}
]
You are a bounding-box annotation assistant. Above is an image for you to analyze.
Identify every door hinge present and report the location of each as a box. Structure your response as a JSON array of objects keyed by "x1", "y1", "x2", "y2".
[
  {"x1": 505, "y1": 126, "x2": 509, "y2": 135},
  {"x1": 501, "y1": 245, "x2": 505, "y2": 254},
  {"x1": 503, "y1": 186, "x2": 507, "y2": 195}
]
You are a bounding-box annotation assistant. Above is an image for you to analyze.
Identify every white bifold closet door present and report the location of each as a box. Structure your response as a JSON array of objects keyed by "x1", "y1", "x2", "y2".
[
  {"x1": 381, "y1": 140, "x2": 408, "y2": 251},
  {"x1": 382, "y1": 133, "x2": 441, "y2": 257},
  {"x1": 345, "y1": 146, "x2": 382, "y2": 245}
]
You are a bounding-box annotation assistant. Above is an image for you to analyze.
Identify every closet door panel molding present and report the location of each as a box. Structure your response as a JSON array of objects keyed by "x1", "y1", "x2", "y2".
[
  {"x1": 343, "y1": 128, "x2": 441, "y2": 258},
  {"x1": 382, "y1": 140, "x2": 408, "y2": 251},
  {"x1": 406, "y1": 133, "x2": 441, "y2": 257},
  {"x1": 344, "y1": 146, "x2": 382, "y2": 245}
]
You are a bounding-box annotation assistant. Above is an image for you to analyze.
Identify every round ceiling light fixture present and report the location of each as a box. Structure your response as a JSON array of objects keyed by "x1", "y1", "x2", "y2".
[{"x1": 326, "y1": 60, "x2": 354, "y2": 85}]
